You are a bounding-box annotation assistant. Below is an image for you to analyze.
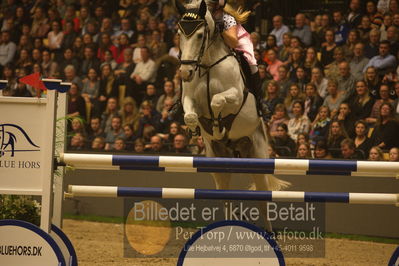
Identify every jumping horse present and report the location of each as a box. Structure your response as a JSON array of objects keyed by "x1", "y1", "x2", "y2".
[{"x1": 175, "y1": 0, "x2": 289, "y2": 230}]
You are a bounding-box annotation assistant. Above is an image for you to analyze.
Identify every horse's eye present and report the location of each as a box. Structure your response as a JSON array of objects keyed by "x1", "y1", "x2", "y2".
[{"x1": 197, "y1": 33, "x2": 203, "y2": 39}]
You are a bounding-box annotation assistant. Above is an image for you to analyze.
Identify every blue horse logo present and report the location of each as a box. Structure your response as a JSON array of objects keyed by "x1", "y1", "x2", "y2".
[{"x1": 0, "y1": 124, "x2": 40, "y2": 157}]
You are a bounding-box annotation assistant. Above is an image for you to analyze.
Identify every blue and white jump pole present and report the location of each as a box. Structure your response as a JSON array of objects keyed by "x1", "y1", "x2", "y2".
[
  {"x1": 65, "y1": 185, "x2": 399, "y2": 206},
  {"x1": 60, "y1": 153, "x2": 399, "y2": 178}
]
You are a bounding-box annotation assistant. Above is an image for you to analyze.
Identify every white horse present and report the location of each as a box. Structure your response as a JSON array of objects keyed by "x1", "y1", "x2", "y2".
[{"x1": 175, "y1": 0, "x2": 289, "y2": 230}]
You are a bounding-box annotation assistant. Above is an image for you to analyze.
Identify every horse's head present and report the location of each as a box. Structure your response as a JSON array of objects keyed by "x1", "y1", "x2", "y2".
[{"x1": 176, "y1": 0, "x2": 215, "y2": 82}]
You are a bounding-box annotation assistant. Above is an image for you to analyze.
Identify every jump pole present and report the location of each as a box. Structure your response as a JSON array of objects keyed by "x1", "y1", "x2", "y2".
[
  {"x1": 65, "y1": 185, "x2": 399, "y2": 206},
  {"x1": 60, "y1": 153, "x2": 399, "y2": 178}
]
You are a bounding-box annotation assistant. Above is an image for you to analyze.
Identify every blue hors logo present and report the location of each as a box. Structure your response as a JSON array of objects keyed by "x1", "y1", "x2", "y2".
[{"x1": 0, "y1": 124, "x2": 40, "y2": 157}]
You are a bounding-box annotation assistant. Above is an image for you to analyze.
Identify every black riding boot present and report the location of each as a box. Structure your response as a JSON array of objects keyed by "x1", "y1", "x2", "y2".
[{"x1": 249, "y1": 71, "x2": 270, "y2": 118}]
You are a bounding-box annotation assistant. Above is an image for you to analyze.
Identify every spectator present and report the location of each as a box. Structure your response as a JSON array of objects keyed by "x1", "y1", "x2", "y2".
[
  {"x1": 59, "y1": 49, "x2": 80, "y2": 77},
  {"x1": 95, "y1": 64, "x2": 118, "y2": 116},
  {"x1": 287, "y1": 100, "x2": 310, "y2": 141},
  {"x1": 119, "y1": 96, "x2": 140, "y2": 131},
  {"x1": 72, "y1": 36, "x2": 85, "y2": 60},
  {"x1": 320, "y1": 29, "x2": 337, "y2": 67},
  {"x1": 169, "y1": 33, "x2": 180, "y2": 59},
  {"x1": 274, "y1": 123, "x2": 297, "y2": 157},
  {"x1": 388, "y1": 147, "x2": 399, "y2": 161},
  {"x1": 380, "y1": 14, "x2": 393, "y2": 41},
  {"x1": 91, "y1": 136, "x2": 105, "y2": 151},
  {"x1": 346, "y1": 0, "x2": 363, "y2": 29},
  {"x1": 292, "y1": 13, "x2": 312, "y2": 47},
  {"x1": 385, "y1": 26, "x2": 399, "y2": 56},
  {"x1": 314, "y1": 140, "x2": 332, "y2": 159},
  {"x1": 115, "y1": 33, "x2": 130, "y2": 64},
  {"x1": 265, "y1": 49, "x2": 283, "y2": 81},
  {"x1": 81, "y1": 45, "x2": 101, "y2": 78},
  {"x1": 342, "y1": 29, "x2": 360, "y2": 60},
  {"x1": 371, "y1": 102, "x2": 399, "y2": 149},
  {"x1": 142, "y1": 83, "x2": 158, "y2": 107},
  {"x1": 304, "y1": 82, "x2": 323, "y2": 122},
  {"x1": 337, "y1": 62, "x2": 356, "y2": 99},
  {"x1": 148, "y1": 29, "x2": 168, "y2": 61},
  {"x1": 310, "y1": 67, "x2": 328, "y2": 98},
  {"x1": 171, "y1": 133, "x2": 190, "y2": 154},
  {"x1": 82, "y1": 68, "x2": 100, "y2": 104},
  {"x1": 278, "y1": 32, "x2": 292, "y2": 63},
  {"x1": 104, "y1": 116, "x2": 125, "y2": 150},
  {"x1": 284, "y1": 83, "x2": 306, "y2": 118},
  {"x1": 364, "y1": 28, "x2": 381, "y2": 59},
  {"x1": 303, "y1": 47, "x2": 322, "y2": 77},
  {"x1": 30, "y1": 7, "x2": 49, "y2": 38},
  {"x1": 101, "y1": 97, "x2": 119, "y2": 134},
  {"x1": 348, "y1": 80, "x2": 375, "y2": 121},
  {"x1": 87, "y1": 117, "x2": 105, "y2": 145},
  {"x1": 0, "y1": 31, "x2": 16, "y2": 69},
  {"x1": 62, "y1": 5, "x2": 80, "y2": 33},
  {"x1": 287, "y1": 47, "x2": 303, "y2": 81},
  {"x1": 123, "y1": 123, "x2": 138, "y2": 151},
  {"x1": 137, "y1": 101, "x2": 162, "y2": 138},
  {"x1": 100, "y1": 50, "x2": 117, "y2": 70},
  {"x1": 161, "y1": 121, "x2": 184, "y2": 144},
  {"x1": 148, "y1": 135, "x2": 168, "y2": 153},
  {"x1": 277, "y1": 65, "x2": 292, "y2": 98},
  {"x1": 364, "y1": 41, "x2": 396, "y2": 77},
  {"x1": 324, "y1": 47, "x2": 345, "y2": 80},
  {"x1": 340, "y1": 138, "x2": 360, "y2": 159},
  {"x1": 353, "y1": 120, "x2": 372, "y2": 159},
  {"x1": 12, "y1": 82, "x2": 32, "y2": 97},
  {"x1": 268, "y1": 103, "x2": 289, "y2": 137},
  {"x1": 41, "y1": 49, "x2": 58, "y2": 78},
  {"x1": 367, "y1": 84, "x2": 394, "y2": 124},
  {"x1": 297, "y1": 142, "x2": 311, "y2": 158},
  {"x1": 293, "y1": 67, "x2": 308, "y2": 91},
  {"x1": 350, "y1": 43, "x2": 370, "y2": 81},
  {"x1": 310, "y1": 105, "x2": 331, "y2": 144},
  {"x1": 69, "y1": 133, "x2": 86, "y2": 150},
  {"x1": 264, "y1": 34, "x2": 278, "y2": 53},
  {"x1": 156, "y1": 80, "x2": 178, "y2": 112},
  {"x1": 15, "y1": 48, "x2": 32, "y2": 73},
  {"x1": 262, "y1": 80, "x2": 284, "y2": 121},
  {"x1": 64, "y1": 65, "x2": 83, "y2": 89},
  {"x1": 270, "y1": 15, "x2": 290, "y2": 47},
  {"x1": 357, "y1": 15, "x2": 372, "y2": 42},
  {"x1": 97, "y1": 33, "x2": 118, "y2": 62},
  {"x1": 327, "y1": 120, "x2": 349, "y2": 158},
  {"x1": 297, "y1": 132, "x2": 310, "y2": 146},
  {"x1": 364, "y1": 66, "x2": 382, "y2": 98},
  {"x1": 113, "y1": 137, "x2": 126, "y2": 151},
  {"x1": 393, "y1": 81, "x2": 399, "y2": 116},
  {"x1": 366, "y1": 1, "x2": 383, "y2": 27},
  {"x1": 113, "y1": 18, "x2": 134, "y2": 40},
  {"x1": 336, "y1": 102, "x2": 356, "y2": 138},
  {"x1": 332, "y1": 10, "x2": 349, "y2": 46},
  {"x1": 70, "y1": 118, "x2": 86, "y2": 137},
  {"x1": 368, "y1": 146, "x2": 384, "y2": 161},
  {"x1": 323, "y1": 79, "x2": 346, "y2": 117},
  {"x1": 47, "y1": 20, "x2": 63, "y2": 60},
  {"x1": 67, "y1": 83, "x2": 86, "y2": 119},
  {"x1": 129, "y1": 47, "x2": 157, "y2": 103}
]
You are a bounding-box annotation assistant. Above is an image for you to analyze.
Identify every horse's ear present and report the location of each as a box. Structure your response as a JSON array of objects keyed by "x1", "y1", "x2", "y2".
[
  {"x1": 175, "y1": 0, "x2": 186, "y2": 16},
  {"x1": 199, "y1": 0, "x2": 207, "y2": 19}
]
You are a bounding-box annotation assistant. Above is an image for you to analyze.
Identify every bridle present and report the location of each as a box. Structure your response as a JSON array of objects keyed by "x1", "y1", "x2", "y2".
[{"x1": 178, "y1": 16, "x2": 211, "y2": 74}]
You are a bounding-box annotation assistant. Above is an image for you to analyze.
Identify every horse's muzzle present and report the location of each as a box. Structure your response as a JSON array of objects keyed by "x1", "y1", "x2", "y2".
[{"x1": 180, "y1": 67, "x2": 195, "y2": 82}]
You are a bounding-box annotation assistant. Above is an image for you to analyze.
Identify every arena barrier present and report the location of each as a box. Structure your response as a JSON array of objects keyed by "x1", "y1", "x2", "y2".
[
  {"x1": 60, "y1": 153, "x2": 399, "y2": 178},
  {"x1": 65, "y1": 185, "x2": 399, "y2": 206}
]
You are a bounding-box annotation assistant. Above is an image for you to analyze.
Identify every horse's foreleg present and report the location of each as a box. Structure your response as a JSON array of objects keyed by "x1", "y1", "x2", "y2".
[
  {"x1": 183, "y1": 95, "x2": 199, "y2": 133},
  {"x1": 211, "y1": 87, "x2": 241, "y2": 140}
]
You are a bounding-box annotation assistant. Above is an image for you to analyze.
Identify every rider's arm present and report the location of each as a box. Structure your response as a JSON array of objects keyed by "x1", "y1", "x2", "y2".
[
  {"x1": 222, "y1": 25, "x2": 238, "y2": 48},
  {"x1": 222, "y1": 13, "x2": 238, "y2": 49}
]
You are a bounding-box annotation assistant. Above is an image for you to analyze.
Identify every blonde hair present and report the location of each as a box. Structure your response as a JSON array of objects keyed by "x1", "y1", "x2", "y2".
[{"x1": 223, "y1": 3, "x2": 250, "y2": 24}]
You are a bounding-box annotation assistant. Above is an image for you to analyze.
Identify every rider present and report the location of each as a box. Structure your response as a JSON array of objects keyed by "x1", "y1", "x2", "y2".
[{"x1": 208, "y1": 0, "x2": 267, "y2": 117}]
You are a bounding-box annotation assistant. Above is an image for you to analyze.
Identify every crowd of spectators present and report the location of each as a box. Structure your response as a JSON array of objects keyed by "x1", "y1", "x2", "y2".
[{"x1": 1, "y1": 0, "x2": 399, "y2": 161}]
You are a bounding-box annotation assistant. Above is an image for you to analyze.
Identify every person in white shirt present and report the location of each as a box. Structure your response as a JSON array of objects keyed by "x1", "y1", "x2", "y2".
[
  {"x1": 130, "y1": 47, "x2": 157, "y2": 103},
  {"x1": 0, "y1": 31, "x2": 16, "y2": 67},
  {"x1": 270, "y1": 15, "x2": 290, "y2": 47}
]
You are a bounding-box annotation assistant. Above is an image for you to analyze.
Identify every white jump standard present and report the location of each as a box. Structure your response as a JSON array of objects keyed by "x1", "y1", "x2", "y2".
[
  {"x1": 60, "y1": 153, "x2": 399, "y2": 178},
  {"x1": 66, "y1": 186, "x2": 399, "y2": 206}
]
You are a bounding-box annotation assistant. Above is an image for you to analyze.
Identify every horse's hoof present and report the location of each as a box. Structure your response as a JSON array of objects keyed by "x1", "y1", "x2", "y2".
[
  {"x1": 212, "y1": 126, "x2": 226, "y2": 140},
  {"x1": 211, "y1": 95, "x2": 226, "y2": 114},
  {"x1": 184, "y1": 113, "x2": 198, "y2": 128}
]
